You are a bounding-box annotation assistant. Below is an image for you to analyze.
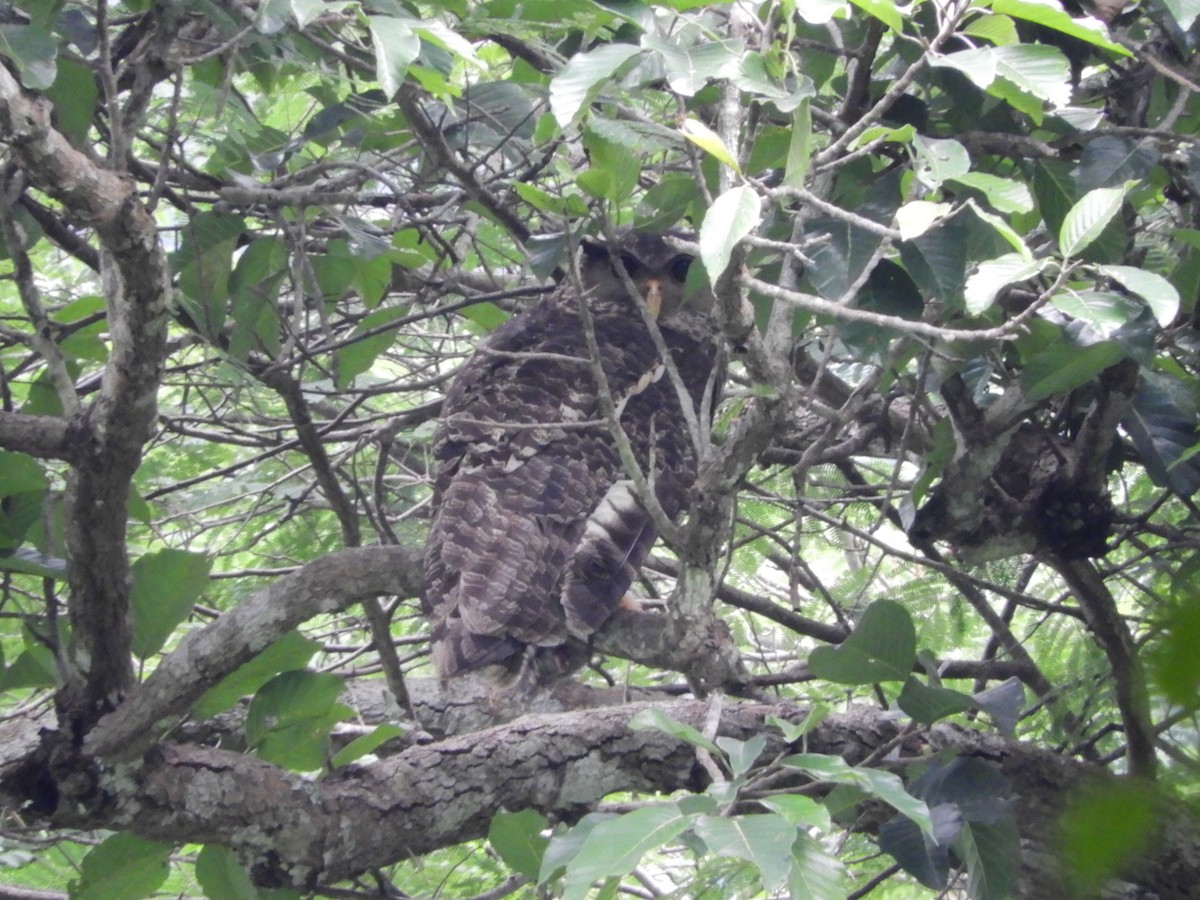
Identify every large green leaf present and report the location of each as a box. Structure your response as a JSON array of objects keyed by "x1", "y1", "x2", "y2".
[
  {"x1": 959, "y1": 818, "x2": 1021, "y2": 900},
  {"x1": 228, "y1": 236, "x2": 286, "y2": 362},
  {"x1": 72, "y1": 833, "x2": 172, "y2": 900},
  {"x1": 897, "y1": 677, "x2": 975, "y2": 724},
  {"x1": 368, "y1": 16, "x2": 420, "y2": 97},
  {"x1": 335, "y1": 305, "x2": 408, "y2": 389},
  {"x1": 808, "y1": 599, "x2": 916, "y2": 684},
  {"x1": 130, "y1": 549, "x2": 212, "y2": 660},
  {"x1": 195, "y1": 845, "x2": 258, "y2": 900},
  {"x1": 1020, "y1": 327, "x2": 1126, "y2": 402},
  {"x1": 1149, "y1": 594, "x2": 1200, "y2": 712},
  {"x1": 784, "y1": 753, "x2": 933, "y2": 833},
  {"x1": 192, "y1": 630, "x2": 321, "y2": 719},
  {"x1": 490, "y1": 809, "x2": 550, "y2": 879},
  {"x1": 642, "y1": 35, "x2": 742, "y2": 96},
  {"x1": 692, "y1": 813, "x2": 797, "y2": 892},
  {"x1": 629, "y1": 707, "x2": 722, "y2": 753},
  {"x1": 1096, "y1": 264, "x2": 1180, "y2": 327},
  {"x1": 0, "y1": 25, "x2": 56, "y2": 89},
  {"x1": 175, "y1": 212, "x2": 246, "y2": 338},
  {"x1": 934, "y1": 44, "x2": 1070, "y2": 109},
  {"x1": 1059, "y1": 781, "x2": 1158, "y2": 896},
  {"x1": 990, "y1": 0, "x2": 1129, "y2": 56},
  {"x1": 1122, "y1": 374, "x2": 1200, "y2": 495},
  {"x1": 1059, "y1": 185, "x2": 1128, "y2": 258},
  {"x1": 788, "y1": 832, "x2": 848, "y2": 900},
  {"x1": 246, "y1": 670, "x2": 351, "y2": 770},
  {"x1": 1050, "y1": 289, "x2": 1142, "y2": 337},
  {"x1": 554, "y1": 804, "x2": 691, "y2": 900},
  {"x1": 964, "y1": 253, "x2": 1049, "y2": 315},
  {"x1": 912, "y1": 136, "x2": 969, "y2": 188},
  {"x1": 699, "y1": 185, "x2": 762, "y2": 281},
  {"x1": 550, "y1": 44, "x2": 642, "y2": 126}
]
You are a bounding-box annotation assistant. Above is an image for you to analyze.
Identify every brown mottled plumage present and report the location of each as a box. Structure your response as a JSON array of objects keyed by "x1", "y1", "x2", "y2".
[{"x1": 422, "y1": 231, "x2": 722, "y2": 688}]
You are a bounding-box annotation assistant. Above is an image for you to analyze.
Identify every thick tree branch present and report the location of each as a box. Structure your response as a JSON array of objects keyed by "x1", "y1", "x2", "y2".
[
  {"x1": 87, "y1": 546, "x2": 423, "y2": 759},
  {"x1": 0, "y1": 410, "x2": 76, "y2": 460},
  {"x1": 0, "y1": 64, "x2": 170, "y2": 720},
  {"x1": 9, "y1": 699, "x2": 1195, "y2": 895}
]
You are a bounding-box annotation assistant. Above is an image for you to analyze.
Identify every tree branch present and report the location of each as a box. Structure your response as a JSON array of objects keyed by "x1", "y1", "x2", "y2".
[
  {"x1": 86, "y1": 546, "x2": 423, "y2": 759},
  {"x1": 0, "y1": 62, "x2": 170, "y2": 722}
]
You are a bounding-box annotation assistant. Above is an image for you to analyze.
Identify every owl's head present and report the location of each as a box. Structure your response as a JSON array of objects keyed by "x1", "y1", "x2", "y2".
[{"x1": 578, "y1": 230, "x2": 713, "y2": 322}]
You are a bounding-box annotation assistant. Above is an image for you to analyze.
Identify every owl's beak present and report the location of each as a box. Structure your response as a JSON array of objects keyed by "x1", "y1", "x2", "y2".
[{"x1": 644, "y1": 279, "x2": 662, "y2": 319}]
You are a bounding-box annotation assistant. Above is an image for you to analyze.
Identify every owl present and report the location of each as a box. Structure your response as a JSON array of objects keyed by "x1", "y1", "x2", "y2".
[{"x1": 422, "y1": 230, "x2": 722, "y2": 689}]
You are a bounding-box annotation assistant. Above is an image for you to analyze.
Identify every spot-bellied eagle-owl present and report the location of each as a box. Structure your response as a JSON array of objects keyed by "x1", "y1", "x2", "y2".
[{"x1": 422, "y1": 231, "x2": 722, "y2": 688}]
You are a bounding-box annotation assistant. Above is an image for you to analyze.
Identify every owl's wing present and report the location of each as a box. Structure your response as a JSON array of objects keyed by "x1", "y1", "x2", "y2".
[
  {"x1": 423, "y1": 299, "x2": 717, "y2": 678},
  {"x1": 423, "y1": 302, "x2": 628, "y2": 675}
]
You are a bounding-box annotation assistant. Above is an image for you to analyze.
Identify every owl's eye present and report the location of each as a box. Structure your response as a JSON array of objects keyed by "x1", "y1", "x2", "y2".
[
  {"x1": 668, "y1": 255, "x2": 693, "y2": 284},
  {"x1": 618, "y1": 252, "x2": 643, "y2": 278}
]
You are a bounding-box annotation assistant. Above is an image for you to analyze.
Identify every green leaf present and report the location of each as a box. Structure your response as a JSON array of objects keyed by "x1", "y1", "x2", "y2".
[
  {"x1": 460, "y1": 301, "x2": 510, "y2": 333},
  {"x1": 578, "y1": 127, "x2": 639, "y2": 202},
  {"x1": 760, "y1": 794, "x2": 832, "y2": 831},
  {"x1": 256, "y1": 0, "x2": 292, "y2": 33},
  {"x1": 680, "y1": 118, "x2": 740, "y2": 172},
  {"x1": 783, "y1": 100, "x2": 813, "y2": 188},
  {"x1": 330, "y1": 724, "x2": 408, "y2": 768},
  {"x1": 991, "y1": 0, "x2": 1131, "y2": 57},
  {"x1": 807, "y1": 599, "x2": 916, "y2": 684},
  {"x1": 912, "y1": 136, "x2": 969, "y2": 188},
  {"x1": 46, "y1": 57, "x2": 99, "y2": 145},
  {"x1": 642, "y1": 35, "x2": 742, "y2": 96},
  {"x1": 192, "y1": 630, "x2": 321, "y2": 719},
  {"x1": 895, "y1": 201, "x2": 952, "y2": 241},
  {"x1": 897, "y1": 677, "x2": 976, "y2": 724},
  {"x1": 963, "y1": 12, "x2": 1019, "y2": 45},
  {"x1": 0, "y1": 25, "x2": 57, "y2": 90},
  {"x1": 558, "y1": 805, "x2": 691, "y2": 900},
  {"x1": 848, "y1": 0, "x2": 904, "y2": 30},
  {"x1": 958, "y1": 818, "x2": 1021, "y2": 900},
  {"x1": 228, "y1": 237, "x2": 286, "y2": 362},
  {"x1": 949, "y1": 172, "x2": 1033, "y2": 215},
  {"x1": 1021, "y1": 332, "x2": 1126, "y2": 402},
  {"x1": 129, "y1": 549, "x2": 212, "y2": 660},
  {"x1": 1060, "y1": 780, "x2": 1158, "y2": 897},
  {"x1": 550, "y1": 44, "x2": 642, "y2": 127},
  {"x1": 767, "y1": 705, "x2": 830, "y2": 744},
  {"x1": 934, "y1": 44, "x2": 1070, "y2": 109},
  {"x1": 1050, "y1": 289, "x2": 1141, "y2": 337},
  {"x1": 699, "y1": 185, "x2": 762, "y2": 281},
  {"x1": 1059, "y1": 184, "x2": 1128, "y2": 258},
  {"x1": 716, "y1": 734, "x2": 767, "y2": 778},
  {"x1": 963, "y1": 253, "x2": 1049, "y2": 315},
  {"x1": 692, "y1": 814, "x2": 797, "y2": 892},
  {"x1": 784, "y1": 754, "x2": 932, "y2": 834},
  {"x1": 0, "y1": 547, "x2": 66, "y2": 580},
  {"x1": 175, "y1": 212, "x2": 246, "y2": 338},
  {"x1": 1160, "y1": 0, "x2": 1200, "y2": 29},
  {"x1": 788, "y1": 832, "x2": 848, "y2": 900},
  {"x1": 1150, "y1": 595, "x2": 1200, "y2": 711},
  {"x1": 629, "y1": 707, "x2": 721, "y2": 754},
  {"x1": 1096, "y1": 264, "x2": 1181, "y2": 327},
  {"x1": 1122, "y1": 375, "x2": 1200, "y2": 495},
  {"x1": 73, "y1": 833, "x2": 172, "y2": 900},
  {"x1": 335, "y1": 306, "x2": 407, "y2": 389},
  {"x1": 196, "y1": 845, "x2": 258, "y2": 900},
  {"x1": 246, "y1": 670, "x2": 350, "y2": 771},
  {"x1": 0, "y1": 450, "x2": 46, "y2": 495},
  {"x1": 490, "y1": 809, "x2": 550, "y2": 879},
  {"x1": 368, "y1": 16, "x2": 420, "y2": 97}
]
